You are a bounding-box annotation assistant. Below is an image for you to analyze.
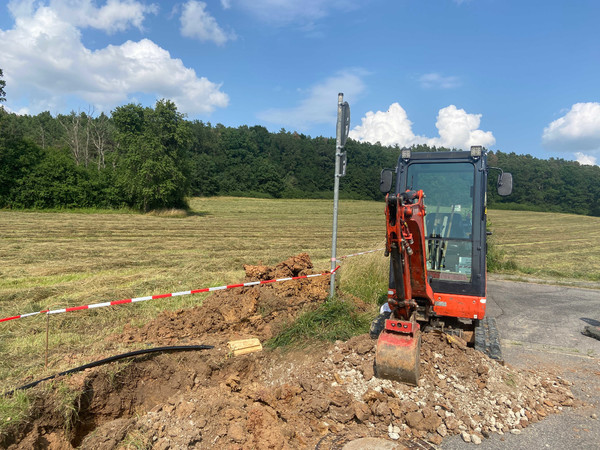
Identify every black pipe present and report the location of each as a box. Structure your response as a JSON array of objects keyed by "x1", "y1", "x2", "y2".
[{"x1": 4, "y1": 344, "x2": 214, "y2": 397}]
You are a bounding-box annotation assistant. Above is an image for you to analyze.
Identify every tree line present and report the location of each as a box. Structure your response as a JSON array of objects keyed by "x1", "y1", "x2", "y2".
[{"x1": 1, "y1": 101, "x2": 599, "y2": 216}]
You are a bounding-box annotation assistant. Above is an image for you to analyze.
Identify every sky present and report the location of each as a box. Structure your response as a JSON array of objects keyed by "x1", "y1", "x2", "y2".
[{"x1": 1, "y1": 0, "x2": 599, "y2": 165}]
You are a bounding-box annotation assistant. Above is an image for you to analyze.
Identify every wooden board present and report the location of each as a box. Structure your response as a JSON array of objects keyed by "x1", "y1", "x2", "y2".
[{"x1": 228, "y1": 338, "x2": 263, "y2": 356}]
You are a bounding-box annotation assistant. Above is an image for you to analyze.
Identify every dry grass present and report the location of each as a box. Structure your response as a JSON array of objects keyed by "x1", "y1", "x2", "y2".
[
  {"x1": 487, "y1": 209, "x2": 600, "y2": 280},
  {"x1": 0, "y1": 199, "x2": 598, "y2": 394},
  {"x1": 0, "y1": 197, "x2": 383, "y2": 392}
]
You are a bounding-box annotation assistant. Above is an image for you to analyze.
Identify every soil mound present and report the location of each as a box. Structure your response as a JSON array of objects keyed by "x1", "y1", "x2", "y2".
[
  {"x1": 3, "y1": 254, "x2": 577, "y2": 449},
  {"x1": 119, "y1": 253, "x2": 330, "y2": 346}
]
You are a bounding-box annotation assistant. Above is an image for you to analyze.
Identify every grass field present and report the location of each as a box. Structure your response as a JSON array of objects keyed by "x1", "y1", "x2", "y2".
[
  {"x1": 0, "y1": 197, "x2": 599, "y2": 394},
  {"x1": 488, "y1": 210, "x2": 600, "y2": 281}
]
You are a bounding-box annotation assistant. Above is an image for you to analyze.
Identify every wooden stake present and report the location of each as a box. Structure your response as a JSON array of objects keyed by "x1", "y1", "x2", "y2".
[{"x1": 45, "y1": 312, "x2": 49, "y2": 369}]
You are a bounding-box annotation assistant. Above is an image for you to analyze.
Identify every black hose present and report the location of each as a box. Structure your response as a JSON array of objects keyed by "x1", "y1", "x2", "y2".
[{"x1": 4, "y1": 344, "x2": 214, "y2": 397}]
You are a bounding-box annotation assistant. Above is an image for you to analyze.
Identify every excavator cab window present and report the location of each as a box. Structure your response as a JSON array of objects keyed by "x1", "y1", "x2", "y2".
[{"x1": 405, "y1": 162, "x2": 475, "y2": 282}]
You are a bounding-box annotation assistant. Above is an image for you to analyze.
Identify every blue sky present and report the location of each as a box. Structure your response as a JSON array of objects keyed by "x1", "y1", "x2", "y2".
[{"x1": 1, "y1": 0, "x2": 599, "y2": 165}]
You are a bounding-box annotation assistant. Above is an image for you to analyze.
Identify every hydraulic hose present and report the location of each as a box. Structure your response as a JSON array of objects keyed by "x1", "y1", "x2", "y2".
[{"x1": 4, "y1": 344, "x2": 214, "y2": 397}]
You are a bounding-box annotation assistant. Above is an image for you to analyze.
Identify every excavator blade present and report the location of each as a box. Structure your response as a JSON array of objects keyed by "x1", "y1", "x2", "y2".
[{"x1": 374, "y1": 319, "x2": 421, "y2": 386}]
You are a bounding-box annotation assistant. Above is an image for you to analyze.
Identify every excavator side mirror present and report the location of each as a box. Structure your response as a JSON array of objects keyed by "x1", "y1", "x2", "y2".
[
  {"x1": 497, "y1": 172, "x2": 513, "y2": 196},
  {"x1": 380, "y1": 169, "x2": 394, "y2": 193}
]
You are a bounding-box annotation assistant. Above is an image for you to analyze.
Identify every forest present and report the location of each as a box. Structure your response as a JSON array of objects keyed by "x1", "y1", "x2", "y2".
[{"x1": 1, "y1": 98, "x2": 599, "y2": 216}]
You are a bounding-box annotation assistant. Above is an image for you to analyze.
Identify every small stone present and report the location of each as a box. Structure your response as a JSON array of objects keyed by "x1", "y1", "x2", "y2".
[
  {"x1": 228, "y1": 423, "x2": 245, "y2": 443},
  {"x1": 472, "y1": 434, "x2": 482, "y2": 445},
  {"x1": 510, "y1": 429, "x2": 522, "y2": 435},
  {"x1": 429, "y1": 434, "x2": 443, "y2": 445},
  {"x1": 437, "y1": 424, "x2": 448, "y2": 437},
  {"x1": 405, "y1": 411, "x2": 424, "y2": 429},
  {"x1": 388, "y1": 423, "x2": 401, "y2": 440},
  {"x1": 353, "y1": 402, "x2": 371, "y2": 422},
  {"x1": 461, "y1": 431, "x2": 471, "y2": 443},
  {"x1": 591, "y1": 413, "x2": 598, "y2": 420}
]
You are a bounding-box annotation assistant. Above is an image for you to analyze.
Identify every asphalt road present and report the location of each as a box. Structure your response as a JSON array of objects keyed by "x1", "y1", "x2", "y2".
[{"x1": 441, "y1": 278, "x2": 600, "y2": 449}]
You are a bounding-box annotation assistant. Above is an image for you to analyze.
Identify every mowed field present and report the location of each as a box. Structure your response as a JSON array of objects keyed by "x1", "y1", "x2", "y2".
[{"x1": 0, "y1": 197, "x2": 599, "y2": 391}]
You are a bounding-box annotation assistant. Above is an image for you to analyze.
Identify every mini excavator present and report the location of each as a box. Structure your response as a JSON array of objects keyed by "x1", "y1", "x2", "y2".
[{"x1": 373, "y1": 146, "x2": 512, "y2": 385}]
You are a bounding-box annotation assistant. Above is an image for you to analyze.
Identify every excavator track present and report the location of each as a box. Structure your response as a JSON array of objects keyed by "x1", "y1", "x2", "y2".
[{"x1": 474, "y1": 317, "x2": 503, "y2": 362}]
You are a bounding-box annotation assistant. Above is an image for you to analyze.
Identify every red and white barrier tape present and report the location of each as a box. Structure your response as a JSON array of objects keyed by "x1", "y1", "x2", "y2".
[
  {"x1": 332, "y1": 247, "x2": 384, "y2": 262},
  {"x1": 0, "y1": 266, "x2": 340, "y2": 324}
]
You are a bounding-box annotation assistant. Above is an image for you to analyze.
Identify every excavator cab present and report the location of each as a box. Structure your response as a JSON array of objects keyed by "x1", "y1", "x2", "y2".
[{"x1": 374, "y1": 147, "x2": 512, "y2": 385}]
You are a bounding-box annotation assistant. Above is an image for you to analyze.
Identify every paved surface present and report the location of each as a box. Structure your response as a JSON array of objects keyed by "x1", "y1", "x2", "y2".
[{"x1": 441, "y1": 279, "x2": 600, "y2": 449}]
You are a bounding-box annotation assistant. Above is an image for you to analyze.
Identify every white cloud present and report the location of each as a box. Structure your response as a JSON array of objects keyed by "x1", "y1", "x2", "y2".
[
  {"x1": 0, "y1": 1, "x2": 228, "y2": 115},
  {"x1": 9, "y1": 0, "x2": 158, "y2": 33},
  {"x1": 257, "y1": 70, "x2": 366, "y2": 131},
  {"x1": 348, "y1": 103, "x2": 425, "y2": 147},
  {"x1": 180, "y1": 1, "x2": 235, "y2": 45},
  {"x1": 349, "y1": 103, "x2": 495, "y2": 150},
  {"x1": 432, "y1": 105, "x2": 495, "y2": 150},
  {"x1": 542, "y1": 102, "x2": 600, "y2": 153},
  {"x1": 223, "y1": 0, "x2": 357, "y2": 26},
  {"x1": 575, "y1": 152, "x2": 598, "y2": 166},
  {"x1": 419, "y1": 72, "x2": 461, "y2": 89}
]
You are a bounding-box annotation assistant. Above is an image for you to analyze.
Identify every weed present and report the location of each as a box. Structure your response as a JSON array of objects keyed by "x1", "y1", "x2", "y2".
[
  {"x1": 337, "y1": 249, "x2": 388, "y2": 305},
  {"x1": 0, "y1": 390, "x2": 31, "y2": 437},
  {"x1": 267, "y1": 297, "x2": 371, "y2": 349},
  {"x1": 504, "y1": 373, "x2": 517, "y2": 387},
  {"x1": 51, "y1": 381, "x2": 83, "y2": 436},
  {"x1": 105, "y1": 360, "x2": 134, "y2": 389},
  {"x1": 121, "y1": 429, "x2": 151, "y2": 449}
]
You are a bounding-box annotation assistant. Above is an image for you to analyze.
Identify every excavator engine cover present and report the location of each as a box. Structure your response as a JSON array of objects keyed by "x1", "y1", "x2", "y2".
[{"x1": 375, "y1": 319, "x2": 421, "y2": 385}]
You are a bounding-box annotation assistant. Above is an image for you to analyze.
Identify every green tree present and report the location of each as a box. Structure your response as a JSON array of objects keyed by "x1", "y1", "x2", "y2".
[
  {"x1": 0, "y1": 137, "x2": 41, "y2": 206},
  {"x1": 112, "y1": 100, "x2": 191, "y2": 211}
]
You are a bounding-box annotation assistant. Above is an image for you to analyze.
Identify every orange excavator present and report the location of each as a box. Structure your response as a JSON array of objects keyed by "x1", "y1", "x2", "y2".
[{"x1": 372, "y1": 146, "x2": 512, "y2": 385}]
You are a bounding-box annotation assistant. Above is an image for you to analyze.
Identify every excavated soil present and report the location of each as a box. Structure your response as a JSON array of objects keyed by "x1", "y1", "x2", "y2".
[{"x1": 3, "y1": 254, "x2": 579, "y2": 449}]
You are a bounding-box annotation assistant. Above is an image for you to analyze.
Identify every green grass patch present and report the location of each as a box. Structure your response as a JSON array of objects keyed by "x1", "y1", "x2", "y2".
[
  {"x1": 337, "y1": 250, "x2": 389, "y2": 306},
  {"x1": 0, "y1": 390, "x2": 30, "y2": 437},
  {"x1": 51, "y1": 380, "x2": 84, "y2": 436},
  {"x1": 267, "y1": 297, "x2": 371, "y2": 349}
]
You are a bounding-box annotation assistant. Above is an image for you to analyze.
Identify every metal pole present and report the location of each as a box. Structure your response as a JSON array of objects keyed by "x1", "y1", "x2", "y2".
[{"x1": 330, "y1": 93, "x2": 344, "y2": 298}]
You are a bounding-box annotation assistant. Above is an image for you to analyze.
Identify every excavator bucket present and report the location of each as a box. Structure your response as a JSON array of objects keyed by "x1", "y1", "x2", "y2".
[{"x1": 375, "y1": 319, "x2": 421, "y2": 385}]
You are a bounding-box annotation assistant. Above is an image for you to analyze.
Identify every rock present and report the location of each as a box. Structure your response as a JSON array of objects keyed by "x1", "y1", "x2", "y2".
[
  {"x1": 455, "y1": 384, "x2": 467, "y2": 393},
  {"x1": 421, "y1": 414, "x2": 442, "y2": 432},
  {"x1": 228, "y1": 422, "x2": 245, "y2": 443},
  {"x1": 461, "y1": 431, "x2": 471, "y2": 443},
  {"x1": 330, "y1": 405, "x2": 355, "y2": 423},
  {"x1": 445, "y1": 416, "x2": 460, "y2": 431},
  {"x1": 405, "y1": 411, "x2": 424, "y2": 429},
  {"x1": 363, "y1": 389, "x2": 385, "y2": 403},
  {"x1": 360, "y1": 361, "x2": 375, "y2": 381},
  {"x1": 437, "y1": 424, "x2": 448, "y2": 437},
  {"x1": 472, "y1": 434, "x2": 482, "y2": 445},
  {"x1": 375, "y1": 401, "x2": 391, "y2": 417},
  {"x1": 356, "y1": 341, "x2": 373, "y2": 355},
  {"x1": 353, "y1": 402, "x2": 371, "y2": 422},
  {"x1": 429, "y1": 434, "x2": 443, "y2": 445},
  {"x1": 387, "y1": 423, "x2": 401, "y2": 440},
  {"x1": 510, "y1": 429, "x2": 522, "y2": 435}
]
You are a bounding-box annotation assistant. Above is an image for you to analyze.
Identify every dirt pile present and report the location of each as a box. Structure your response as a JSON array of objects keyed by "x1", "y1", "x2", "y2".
[
  {"x1": 119, "y1": 253, "x2": 332, "y2": 346},
  {"x1": 3, "y1": 254, "x2": 578, "y2": 449}
]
